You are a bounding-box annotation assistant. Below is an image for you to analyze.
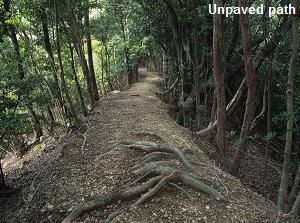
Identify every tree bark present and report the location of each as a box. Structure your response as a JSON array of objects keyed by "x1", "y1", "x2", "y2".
[
  {"x1": 4, "y1": 0, "x2": 44, "y2": 150},
  {"x1": 212, "y1": 0, "x2": 226, "y2": 153},
  {"x1": 41, "y1": 7, "x2": 59, "y2": 85},
  {"x1": 163, "y1": 0, "x2": 185, "y2": 126},
  {"x1": 265, "y1": 63, "x2": 272, "y2": 171},
  {"x1": 289, "y1": 164, "x2": 300, "y2": 207},
  {"x1": 104, "y1": 43, "x2": 113, "y2": 91},
  {"x1": 74, "y1": 41, "x2": 95, "y2": 105},
  {"x1": 231, "y1": 0, "x2": 257, "y2": 170},
  {"x1": 278, "y1": 0, "x2": 298, "y2": 210},
  {"x1": 27, "y1": 105, "x2": 43, "y2": 140},
  {"x1": 197, "y1": 77, "x2": 246, "y2": 136},
  {"x1": 100, "y1": 48, "x2": 107, "y2": 95},
  {"x1": 119, "y1": 15, "x2": 132, "y2": 85},
  {"x1": 193, "y1": 53, "x2": 201, "y2": 128},
  {"x1": 225, "y1": 17, "x2": 292, "y2": 81},
  {"x1": 54, "y1": 0, "x2": 80, "y2": 127},
  {"x1": 84, "y1": 0, "x2": 100, "y2": 102},
  {"x1": 40, "y1": 6, "x2": 68, "y2": 125},
  {"x1": 0, "y1": 159, "x2": 6, "y2": 190},
  {"x1": 47, "y1": 106, "x2": 55, "y2": 126},
  {"x1": 68, "y1": 8, "x2": 97, "y2": 106},
  {"x1": 291, "y1": 193, "x2": 300, "y2": 221},
  {"x1": 69, "y1": 44, "x2": 88, "y2": 117}
]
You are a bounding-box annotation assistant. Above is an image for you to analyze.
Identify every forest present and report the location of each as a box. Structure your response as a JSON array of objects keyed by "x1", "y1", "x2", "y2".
[{"x1": 0, "y1": 0, "x2": 300, "y2": 222}]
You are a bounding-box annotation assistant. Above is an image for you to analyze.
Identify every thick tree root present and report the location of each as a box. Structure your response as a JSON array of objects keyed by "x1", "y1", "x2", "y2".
[
  {"x1": 61, "y1": 176, "x2": 162, "y2": 223},
  {"x1": 62, "y1": 131, "x2": 225, "y2": 223},
  {"x1": 168, "y1": 182, "x2": 192, "y2": 200},
  {"x1": 132, "y1": 163, "x2": 225, "y2": 200},
  {"x1": 131, "y1": 130, "x2": 202, "y2": 154},
  {"x1": 133, "y1": 173, "x2": 175, "y2": 207},
  {"x1": 132, "y1": 151, "x2": 174, "y2": 169},
  {"x1": 113, "y1": 140, "x2": 196, "y2": 171}
]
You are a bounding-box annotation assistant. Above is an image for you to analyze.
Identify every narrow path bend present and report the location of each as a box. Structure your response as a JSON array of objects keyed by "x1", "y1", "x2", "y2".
[{"x1": 8, "y1": 69, "x2": 286, "y2": 223}]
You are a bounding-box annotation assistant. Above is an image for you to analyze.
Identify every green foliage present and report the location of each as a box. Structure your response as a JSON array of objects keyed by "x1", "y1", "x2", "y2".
[
  {"x1": 180, "y1": 97, "x2": 194, "y2": 110},
  {"x1": 196, "y1": 104, "x2": 204, "y2": 113},
  {"x1": 264, "y1": 131, "x2": 277, "y2": 141},
  {"x1": 233, "y1": 139, "x2": 244, "y2": 146},
  {"x1": 248, "y1": 133, "x2": 259, "y2": 140},
  {"x1": 0, "y1": 0, "x2": 298, "y2": 169},
  {"x1": 226, "y1": 130, "x2": 236, "y2": 138}
]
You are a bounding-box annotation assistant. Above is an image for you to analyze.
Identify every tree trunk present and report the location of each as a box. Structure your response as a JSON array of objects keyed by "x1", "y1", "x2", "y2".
[
  {"x1": 69, "y1": 44, "x2": 88, "y2": 117},
  {"x1": 197, "y1": 77, "x2": 246, "y2": 136},
  {"x1": 120, "y1": 16, "x2": 132, "y2": 85},
  {"x1": 0, "y1": 159, "x2": 6, "y2": 190},
  {"x1": 291, "y1": 193, "x2": 300, "y2": 221},
  {"x1": 40, "y1": 7, "x2": 68, "y2": 125},
  {"x1": 41, "y1": 7, "x2": 59, "y2": 85},
  {"x1": 27, "y1": 105, "x2": 43, "y2": 140},
  {"x1": 231, "y1": 0, "x2": 257, "y2": 170},
  {"x1": 212, "y1": 0, "x2": 226, "y2": 153},
  {"x1": 193, "y1": 31, "x2": 201, "y2": 128},
  {"x1": 163, "y1": 0, "x2": 185, "y2": 126},
  {"x1": 278, "y1": 0, "x2": 298, "y2": 210},
  {"x1": 4, "y1": 0, "x2": 43, "y2": 150},
  {"x1": 84, "y1": 0, "x2": 100, "y2": 102},
  {"x1": 74, "y1": 41, "x2": 95, "y2": 105},
  {"x1": 54, "y1": 0, "x2": 80, "y2": 127},
  {"x1": 210, "y1": 91, "x2": 217, "y2": 122},
  {"x1": 265, "y1": 63, "x2": 272, "y2": 171},
  {"x1": 104, "y1": 43, "x2": 113, "y2": 91},
  {"x1": 47, "y1": 106, "x2": 55, "y2": 129},
  {"x1": 100, "y1": 48, "x2": 107, "y2": 95},
  {"x1": 289, "y1": 164, "x2": 300, "y2": 207}
]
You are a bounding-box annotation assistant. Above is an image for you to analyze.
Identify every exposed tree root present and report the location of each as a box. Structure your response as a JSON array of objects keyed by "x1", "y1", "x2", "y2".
[
  {"x1": 61, "y1": 176, "x2": 162, "y2": 223},
  {"x1": 126, "y1": 172, "x2": 153, "y2": 187},
  {"x1": 131, "y1": 130, "x2": 202, "y2": 154},
  {"x1": 62, "y1": 131, "x2": 225, "y2": 223},
  {"x1": 104, "y1": 210, "x2": 124, "y2": 223},
  {"x1": 133, "y1": 173, "x2": 175, "y2": 207},
  {"x1": 113, "y1": 140, "x2": 196, "y2": 171},
  {"x1": 132, "y1": 162, "x2": 224, "y2": 200},
  {"x1": 168, "y1": 182, "x2": 192, "y2": 200}
]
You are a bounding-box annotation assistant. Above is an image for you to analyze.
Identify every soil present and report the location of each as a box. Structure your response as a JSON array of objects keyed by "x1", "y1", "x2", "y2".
[{"x1": 0, "y1": 68, "x2": 291, "y2": 223}]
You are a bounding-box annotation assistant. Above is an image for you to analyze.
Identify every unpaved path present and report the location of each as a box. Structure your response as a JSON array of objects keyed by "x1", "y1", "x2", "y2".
[{"x1": 2, "y1": 69, "x2": 288, "y2": 223}]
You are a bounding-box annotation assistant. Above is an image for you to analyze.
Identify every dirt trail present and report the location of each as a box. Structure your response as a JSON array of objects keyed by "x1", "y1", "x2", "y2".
[{"x1": 1, "y1": 69, "x2": 288, "y2": 223}]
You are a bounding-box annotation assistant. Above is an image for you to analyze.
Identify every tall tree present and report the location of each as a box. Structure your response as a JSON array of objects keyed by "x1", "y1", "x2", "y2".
[
  {"x1": 40, "y1": 6, "x2": 68, "y2": 125},
  {"x1": 3, "y1": 0, "x2": 43, "y2": 144},
  {"x1": 163, "y1": 0, "x2": 185, "y2": 125},
  {"x1": 54, "y1": 0, "x2": 80, "y2": 127},
  {"x1": 0, "y1": 159, "x2": 5, "y2": 190},
  {"x1": 69, "y1": 43, "x2": 88, "y2": 117},
  {"x1": 84, "y1": 0, "x2": 100, "y2": 102},
  {"x1": 212, "y1": 0, "x2": 226, "y2": 153},
  {"x1": 278, "y1": 0, "x2": 299, "y2": 210},
  {"x1": 231, "y1": 0, "x2": 257, "y2": 170}
]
